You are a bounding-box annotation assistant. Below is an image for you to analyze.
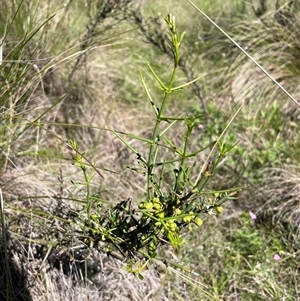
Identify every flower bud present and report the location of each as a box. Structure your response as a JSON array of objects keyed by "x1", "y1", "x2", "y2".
[
  {"x1": 195, "y1": 217, "x2": 203, "y2": 227},
  {"x1": 215, "y1": 206, "x2": 223, "y2": 214},
  {"x1": 145, "y1": 202, "x2": 154, "y2": 210}
]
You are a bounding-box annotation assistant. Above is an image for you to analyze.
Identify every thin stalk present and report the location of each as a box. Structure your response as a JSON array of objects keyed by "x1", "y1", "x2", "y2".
[
  {"x1": 0, "y1": 189, "x2": 13, "y2": 301},
  {"x1": 84, "y1": 170, "x2": 92, "y2": 219},
  {"x1": 147, "y1": 65, "x2": 178, "y2": 199},
  {"x1": 174, "y1": 126, "x2": 192, "y2": 193}
]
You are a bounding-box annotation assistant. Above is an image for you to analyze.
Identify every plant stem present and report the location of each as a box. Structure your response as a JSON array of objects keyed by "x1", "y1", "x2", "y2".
[{"x1": 147, "y1": 65, "x2": 178, "y2": 199}]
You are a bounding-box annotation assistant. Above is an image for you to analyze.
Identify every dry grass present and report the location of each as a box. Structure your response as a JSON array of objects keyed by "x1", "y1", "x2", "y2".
[
  {"x1": 223, "y1": 4, "x2": 300, "y2": 118},
  {"x1": 256, "y1": 165, "x2": 300, "y2": 238},
  {"x1": 13, "y1": 248, "x2": 164, "y2": 301},
  {"x1": 1, "y1": 0, "x2": 300, "y2": 300}
]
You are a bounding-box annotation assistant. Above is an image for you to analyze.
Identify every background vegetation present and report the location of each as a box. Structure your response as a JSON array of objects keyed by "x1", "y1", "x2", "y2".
[{"x1": 0, "y1": 0, "x2": 299, "y2": 300}]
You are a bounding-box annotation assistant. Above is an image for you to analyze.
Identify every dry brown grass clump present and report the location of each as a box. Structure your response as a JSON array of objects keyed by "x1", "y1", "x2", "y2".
[
  {"x1": 9, "y1": 246, "x2": 165, "y2": 301},
  {"x1": 256, "y1": 165, "x2": 300, "y2": 243},
  {"x1": 220, "y1": 1, "x2": 300, "y2": 118}
]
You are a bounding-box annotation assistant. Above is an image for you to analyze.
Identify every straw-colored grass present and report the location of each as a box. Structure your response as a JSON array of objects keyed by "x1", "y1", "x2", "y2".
[{"x1": 1, "y1": 0, "x2": 300, "y2": 300}]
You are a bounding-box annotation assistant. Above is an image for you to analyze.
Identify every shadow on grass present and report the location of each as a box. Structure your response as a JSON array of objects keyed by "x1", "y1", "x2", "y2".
[{"x1": 0, "y1": 239, "x2": 32, "y2": 301}]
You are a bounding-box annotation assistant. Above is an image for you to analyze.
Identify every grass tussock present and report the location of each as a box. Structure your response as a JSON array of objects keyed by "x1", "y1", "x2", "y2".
[
  {"x1": 224, "y1": 1, "x2": 300, "y2": 118},
  {"x1": 257, "y1": 165, "x2": 300, "y2": 238}
]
